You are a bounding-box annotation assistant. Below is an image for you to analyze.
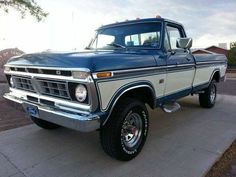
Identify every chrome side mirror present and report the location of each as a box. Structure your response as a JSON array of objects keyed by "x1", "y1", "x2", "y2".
[{"x1": 176, "y1": 38, "x2": 192, "y2": 49}]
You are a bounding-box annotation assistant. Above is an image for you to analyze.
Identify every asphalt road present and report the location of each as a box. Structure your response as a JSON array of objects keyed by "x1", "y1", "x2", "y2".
[
  {"x1": 218, "y1": 79, "x2": 236, "y2": 96},
  {"x1": 0, "y1": 94, "x2": 236, "y2": 177}
]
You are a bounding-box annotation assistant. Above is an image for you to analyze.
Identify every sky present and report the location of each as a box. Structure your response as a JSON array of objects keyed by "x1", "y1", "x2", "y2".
[{"x1": 0, "y1": 0, "x2": 236, "y2": 53}]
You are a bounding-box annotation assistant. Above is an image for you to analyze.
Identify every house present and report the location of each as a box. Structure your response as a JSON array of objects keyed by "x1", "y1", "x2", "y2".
[
  {"x1": 192, "y1": 45, "x2": 229, "y2": 57},
  {"x1": 0, "y1": 48, "x2": 24, "y2": 68},
  {"x1": 191, "y1": 49, "x2": 215, "y2": 55},
  {"x1": 0, "y1": 48, "x2": 24, "y2": 82}
]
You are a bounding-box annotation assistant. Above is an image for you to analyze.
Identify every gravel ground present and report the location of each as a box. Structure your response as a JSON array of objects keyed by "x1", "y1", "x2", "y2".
[
  {"x1": 0, "y1": 99, "x2": 32, "y2": 132},
  {"x1": 0, "y1": 83, "x2": 9, "y2": 97},
  {"x1": 0, "y1": 83, "x2": 32, "y2": 132},
  {"x1": 206, "y1": 141, "x2": 236, "y2": 177},
  {"x1": 0, "y1": 68, "x2": 6, "y2": 82}
]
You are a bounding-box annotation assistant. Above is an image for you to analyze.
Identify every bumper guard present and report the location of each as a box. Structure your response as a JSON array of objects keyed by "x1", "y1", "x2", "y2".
[{"x1": 4, "y1": 93, "x2": 100, "y2": 132}]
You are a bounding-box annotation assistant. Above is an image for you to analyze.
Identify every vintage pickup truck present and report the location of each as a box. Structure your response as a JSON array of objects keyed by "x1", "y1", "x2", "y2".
[{"x1": 4, "y1": 17, "x2": 227, "y2": 161}]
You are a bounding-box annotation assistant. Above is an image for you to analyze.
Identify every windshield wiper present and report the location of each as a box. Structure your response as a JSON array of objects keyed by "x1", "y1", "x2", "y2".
[
  {"x1": 85, "y1": 46, "x2": 91, "y2": 50},
  {"x1": 107, "y1": 43, "x2": 126, "y2": 49}
]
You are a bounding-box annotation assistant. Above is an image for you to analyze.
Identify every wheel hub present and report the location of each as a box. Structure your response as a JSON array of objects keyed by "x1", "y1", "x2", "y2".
[
  {"x1": 210, "y1": 85, "x2": 216, "y2": 103},
  {"x1": 121, "y1": 112, "x2": 142, "y2": 148}
]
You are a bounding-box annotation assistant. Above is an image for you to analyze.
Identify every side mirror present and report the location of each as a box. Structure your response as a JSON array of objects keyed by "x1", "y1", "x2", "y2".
[{"x1": 176, "y1": 38, "x2": 192, "y2": 49}]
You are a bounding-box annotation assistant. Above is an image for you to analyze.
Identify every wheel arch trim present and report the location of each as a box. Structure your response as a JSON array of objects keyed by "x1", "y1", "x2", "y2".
[
  {"x1": 101, "y1": 81, "x2": 156, "y2": 126},
  {"x1": 209, "y1": 69, "x2": 220, "y2": 83}
]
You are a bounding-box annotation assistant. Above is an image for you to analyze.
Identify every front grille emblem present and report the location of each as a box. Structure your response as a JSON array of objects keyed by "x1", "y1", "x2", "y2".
[{"x1": 56, "y1": 70, "x2": 61, "y2": 75}]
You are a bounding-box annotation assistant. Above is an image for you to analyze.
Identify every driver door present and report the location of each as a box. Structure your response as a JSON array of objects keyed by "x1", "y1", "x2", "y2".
[{"x1": 164, "y1": 24, "x2": 195, "y2": 99}]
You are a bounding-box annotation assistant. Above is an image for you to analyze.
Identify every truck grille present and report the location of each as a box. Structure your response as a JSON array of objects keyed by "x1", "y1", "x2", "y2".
[
  {"x1": 11, "y1": 76, "x2": 71, "y2": 100},
  {"x1": 37, "y1": 79, "x2": 70, "y2": 99},
  {"x1": 12, "y1": 76, "x2": 35, "y2": 92}
]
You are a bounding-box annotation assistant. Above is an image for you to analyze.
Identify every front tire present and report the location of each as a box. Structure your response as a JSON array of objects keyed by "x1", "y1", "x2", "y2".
[
  {"x1": 199, "y1": 80, "x2": 217, "y2": 108},
  {"x1": 100, "y1": 98, "x2": 149, "y2": 161},
  {"x1": 31, "y1": 116, "x2": 60, "y2": 129}
]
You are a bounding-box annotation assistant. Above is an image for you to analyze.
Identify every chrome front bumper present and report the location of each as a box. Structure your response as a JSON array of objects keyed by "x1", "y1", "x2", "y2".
[{"x1": 4, "y1": 93, "x2": 100, "y2": 132}]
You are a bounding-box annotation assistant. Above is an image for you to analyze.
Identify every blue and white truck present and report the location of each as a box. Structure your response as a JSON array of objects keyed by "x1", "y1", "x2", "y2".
[{"x1": 4, "y1": 17, "x2": 227, "y2": 161}]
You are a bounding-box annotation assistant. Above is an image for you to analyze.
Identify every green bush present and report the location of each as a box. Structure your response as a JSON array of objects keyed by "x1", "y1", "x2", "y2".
[{"x1": 228, "y1": 42, "x2": 236, "y2": 65}]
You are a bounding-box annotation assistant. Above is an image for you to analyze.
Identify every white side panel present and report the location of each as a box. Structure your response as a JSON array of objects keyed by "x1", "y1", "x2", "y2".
[
  {"x1": 97, "y1": 74, "x2": 166, "y2": 110},
  {"x1": 164, "y1": 69, "x2": 195, "y2": 95},
  {"x1": 219, "y1": 65, "x2": 227, "y2": 78},
  {"x1": 193, "y1": 66, "x2": 215, "y2": 86}
]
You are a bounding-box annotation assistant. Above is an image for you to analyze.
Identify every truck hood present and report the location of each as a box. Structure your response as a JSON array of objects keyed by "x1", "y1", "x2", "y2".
[{"x1": 7, "y1": 50, "x2": 157, "y2": 72}]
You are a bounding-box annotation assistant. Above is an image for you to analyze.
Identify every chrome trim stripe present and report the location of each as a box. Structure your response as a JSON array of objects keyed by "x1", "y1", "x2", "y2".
[
  {"x1": 93, "y1": 64, "x2": 195, "y2": 80},
  {"x1": 92, "y1": 62, "x2": 225, "y2": 80},
  {"x1": 166, "y1": 63, "x2": 195, "y2": 68},
  {"x1": 196, "y1": 61, "x2": 226, "y2": 65},
  {"x1": 4, "y1": 65, "x2": 90, "y2": 72}
]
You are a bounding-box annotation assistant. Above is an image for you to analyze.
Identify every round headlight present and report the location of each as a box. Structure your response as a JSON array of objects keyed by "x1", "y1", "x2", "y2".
[{"x1": 75, "y1": 84, "x2": 87, "y2": 102}]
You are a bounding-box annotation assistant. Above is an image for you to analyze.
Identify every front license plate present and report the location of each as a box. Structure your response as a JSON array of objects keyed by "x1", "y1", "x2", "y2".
[{"x1": 26, "y1": 105, "x2": 39, "y2": 118}]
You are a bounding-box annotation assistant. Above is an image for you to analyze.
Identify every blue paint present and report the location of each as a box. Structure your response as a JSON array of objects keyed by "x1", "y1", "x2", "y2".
[{"x1": 7, "y1": 50, "x2": 158, "y2": 72}]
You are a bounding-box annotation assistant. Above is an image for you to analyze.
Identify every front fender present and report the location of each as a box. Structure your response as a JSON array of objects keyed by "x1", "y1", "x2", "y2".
[{"x1": 98, "y1": 81, "x2": 156, "y2": 125}]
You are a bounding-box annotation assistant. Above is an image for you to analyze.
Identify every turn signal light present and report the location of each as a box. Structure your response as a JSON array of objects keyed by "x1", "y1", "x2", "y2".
[{"x1": 96, "y1": 72, "x2": 113, "y2": 78}]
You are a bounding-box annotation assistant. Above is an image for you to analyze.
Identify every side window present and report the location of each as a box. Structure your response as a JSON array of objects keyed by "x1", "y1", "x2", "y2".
[{"x1": 166, "y1": 26, "x2": 181, "y2": 50}]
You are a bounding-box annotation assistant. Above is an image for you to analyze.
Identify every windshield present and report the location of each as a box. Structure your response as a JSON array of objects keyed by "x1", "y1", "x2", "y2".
[{"x1": 88, "y1": 22, "x2": 162, "y2": 50}]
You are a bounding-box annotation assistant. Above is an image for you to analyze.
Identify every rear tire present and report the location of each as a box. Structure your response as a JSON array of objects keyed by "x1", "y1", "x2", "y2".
[
  {"x1": 100, "y1": 98, "x2": 149, "y2": 161},
  {"x1": 31, "y1": 116, "x2": 60, "y2": 129},
  {"x1": 199, "y1": 80, "x2": 217, "y2": 108}
]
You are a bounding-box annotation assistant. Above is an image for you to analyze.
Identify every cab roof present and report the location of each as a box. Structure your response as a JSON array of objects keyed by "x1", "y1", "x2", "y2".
[{"x1": 98, "y1": 18, "x2": 184, "y2": 30}]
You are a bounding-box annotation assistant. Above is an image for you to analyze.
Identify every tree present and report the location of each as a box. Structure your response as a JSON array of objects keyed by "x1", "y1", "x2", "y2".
[
  {"x1": 228, "y1": 42, "x2": 236, "y2": 66},
  {"x1": 0, "y1": 0, "x2": 48, "y2": 22},
  {"x1": 230, "y1": 42, "x2": 236, "y2": 49}
]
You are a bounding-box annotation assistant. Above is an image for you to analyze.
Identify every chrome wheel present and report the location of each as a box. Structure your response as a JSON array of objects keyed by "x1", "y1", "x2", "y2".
[
  {"x1": 121, "y1": 112, "x2": 143, "y2": 148},
  {"x1": 210, "y1": 85, "x2": 216, "y2": 103}
]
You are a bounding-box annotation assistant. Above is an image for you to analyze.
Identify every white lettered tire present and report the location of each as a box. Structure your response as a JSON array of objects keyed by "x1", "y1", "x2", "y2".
[
  {"x1": 199, "y1": 80, "x2": 217, "y2": 108},
  {"x1": 100, "y1": 98, "x2": 149, "y2": 161}
]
